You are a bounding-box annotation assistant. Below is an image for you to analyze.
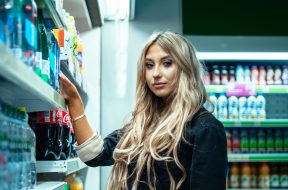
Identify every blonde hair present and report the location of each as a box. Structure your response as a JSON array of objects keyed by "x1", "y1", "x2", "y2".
[{"x1": 107, "y1": 32, "x2": 209, "y2": 190}]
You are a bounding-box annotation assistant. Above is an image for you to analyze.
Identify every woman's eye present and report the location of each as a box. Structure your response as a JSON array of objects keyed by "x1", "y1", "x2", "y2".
[
  {"x1": 145, "y1": 63, "x2": 154, "y2": 69},
  {"x1": 163, "y1": 60, "x2": 172, "y2": 67}
]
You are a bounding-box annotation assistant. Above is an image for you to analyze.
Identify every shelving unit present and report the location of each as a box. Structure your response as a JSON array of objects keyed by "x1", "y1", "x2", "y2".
[
  {"x1": 0, "y1": 43, "x2": 66, "y2": 112},
  {"x1": 36, "y1": 158, "x2": 87, "y2": 175},
  {"x1": 228, "y1": 153, "x2": 288, "y2": 162},
  {"x1": 206, "y1": 85, "x2": 288, "y2": 94},
  {"x1": 200, "y1": 52, "x2": 288, "y2": 189},
  {"x1": 36, "y1": 181, "x2": 67, "y2": 190},
  {"x1": 221, "y1": 119, "x2": 288, "y2": 128}
]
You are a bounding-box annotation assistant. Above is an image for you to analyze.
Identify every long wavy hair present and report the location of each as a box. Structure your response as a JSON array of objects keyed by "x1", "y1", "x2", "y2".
[{"x1": 107, "y1": 32, "x2": 209, "y2": 190}]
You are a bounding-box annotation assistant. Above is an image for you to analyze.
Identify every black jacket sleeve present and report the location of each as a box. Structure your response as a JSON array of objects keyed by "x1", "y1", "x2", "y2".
[
  {"x1": 189, "y1": 116, "x2": 228, "y2": 190},
  {"x1": 85, "y1": 129, "x2": 121, "y2": 167}
]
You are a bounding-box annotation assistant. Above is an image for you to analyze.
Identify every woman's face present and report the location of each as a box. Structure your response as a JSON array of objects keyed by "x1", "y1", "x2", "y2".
[{"x1": 145, "y1": 44, "x2": 178, "y2": 98}]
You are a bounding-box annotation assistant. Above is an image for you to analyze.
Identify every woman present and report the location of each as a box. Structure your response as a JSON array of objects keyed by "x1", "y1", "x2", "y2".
[{"x1": 60, "y1": 32, "x2": 227, "y2": 190}]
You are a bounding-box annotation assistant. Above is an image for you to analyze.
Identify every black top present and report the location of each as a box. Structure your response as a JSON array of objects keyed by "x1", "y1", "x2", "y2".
[{"x1": 85, "y1": 109, "x2": 228, "y2": 190}]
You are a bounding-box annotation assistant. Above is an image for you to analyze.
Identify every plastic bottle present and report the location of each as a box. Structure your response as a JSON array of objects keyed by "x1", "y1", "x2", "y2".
[
  {"x1": 235, "y1": 65, "x2": 244, "y2": 83},
  {"x1": 244, "y1": 65, "x2": 251, "y2": 83},
  {"x1": 259, "y1": 66, "x2": 267, "y2": 85},
  {"x1": 21, "y1": 0, "x2": 38, "y2": 68},
  {"x1": 250, "y1": 162, "x2": 257, "y2": 188},
  {"x1": 6, "y1": 0, "x2": 23, "y2": 59},
  {"x1": 274, "y1": 65, "x2": 282, "y2": 85},
  {"x1": 249, "y1": 129, "x2": 257, "y2": 153},
  {"x1": 218, "y1": 93, "x2": 228, "y2": 120},
  {"x1": 232, "y1": 129, "x2": 240, "y2": 153},
  {"x1": 37, "y1": 9, "x2": 50, "y2": 84},
  {"x1": 251, "y1": 65, "x2": 259, "y2": 85},
  {"x1": 240, "y1": 130, "x2": 249, "y2": 153},
  {"x1": 229, "y1": 66, "x2": 236, "y2": 83},
  {"x1": 226, "y1": 130, "x2": 232, "y2": 153},
  {"x1": 257, "y1": 129, "x2": 266, "y2": 153},
  {"x1": 212, "y1": 65, "x2": 220, "y2": 84},
  {"x1": 270, "y1": 162, "x2": 280, "y2": 188},
  {"x1": 221, "y1": 65, "x2": 228, "y2": 84},
  {"x1": 282, "y1": 65, "x2": 288, "y2": 85},
  {"x1": 258, "y1": 162, "x2": 270, "y2": 188},
  {"x1": 279, "y1": 162, "x2": 288, "y2": 188},
  {"x1": 274, "y1": 130, "x2": 283, "y2": 153},
  {"x1": 266, "y1": 129, "x2": 274, "y2": 153},
  {"x1": 209, "y1": 93, "x2": 218, "y2": 118},
  {"x1": 230, "y1": 162, "x2": 240, "y2": 188},
  {"x1": 266, "y1": 65, "x2": 274, "y2": 85},
  {"x1": 247, "y1": 96, "x2": 257, "y2": 120},
  {"x1": 228, "y1": 96, "x2": 238, "y2": 120},
  {"x1": 241, "y1": 162, "x2": 251, "y2": 188},
  {"x1": 0, "y1": 0, "x2": 13, "y2": 46},
  {"x1": 284, "y1": 130, "x2": 288, "y2": 153}
]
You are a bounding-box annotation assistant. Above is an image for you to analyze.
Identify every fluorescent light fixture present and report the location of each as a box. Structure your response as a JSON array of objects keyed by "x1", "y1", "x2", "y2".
[
  {"x1": 101, "y1": 0, "x2": 131, "y2": 20},
  {"x1": 196, "y1": 52, "x2": 288, "y2": 60}
]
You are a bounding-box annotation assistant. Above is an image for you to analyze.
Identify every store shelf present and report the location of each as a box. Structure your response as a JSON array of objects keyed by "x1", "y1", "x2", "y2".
[
  {"x1": 227, "y1": 189, "x2": 282, "y2": 190},
  {"x1": 221, "y1": 119, "x2": 288, "y2": 128},
  {"x1": 228, "y1": 153, "x2": 288, "y2": 162},
  {"x1": 36, "y1": 158, "x2": 87, "y2": 175},
  {"x1": 41, "y1": 0, "x2": 68, "y2": 30},
  {"x1": 37, "y1": 181, "x2": 67, "y2": 190},
  {"x1": 197, "y1": 52, "x2": 288, "y2": 61},
  {"x1": 0, "y1": 43, "x2": 66, "y2": 112},
  {"x1": 206, "y1": 85, "x2": 288, "y2": 94},
  {"x1": 60, "y1": 63, "x2": 88, "y2": 107}
]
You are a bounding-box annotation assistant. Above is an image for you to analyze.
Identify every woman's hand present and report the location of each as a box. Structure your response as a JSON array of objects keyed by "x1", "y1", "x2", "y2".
[{"x1": 59, "y1": 72, "x2": 81, "y2": 104}]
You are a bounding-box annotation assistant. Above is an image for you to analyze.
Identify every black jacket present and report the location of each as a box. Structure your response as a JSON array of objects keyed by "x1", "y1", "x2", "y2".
[{"x1": 85, "y1": 110, "x2": 228, "y2": 189}]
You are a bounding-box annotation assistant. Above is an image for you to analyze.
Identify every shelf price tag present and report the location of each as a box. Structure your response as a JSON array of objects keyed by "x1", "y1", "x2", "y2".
[{"x1": 226, "y1": 83, "x2": 256, "y2": 97}]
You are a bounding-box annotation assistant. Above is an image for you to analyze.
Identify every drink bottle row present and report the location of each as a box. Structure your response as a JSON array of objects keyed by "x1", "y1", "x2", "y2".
[
  {"x1": 209, "y1": 94, "x2": 266, "y2": 120},
  {"x1": 227, "y1": 162, "x2": 288, "y2": 189},
  {"x1": 0, "y1": 0, "x2": 86, "y2": 93},
  {"x1": 226, "y1": 129, "x2": 288, "y2": 154},
  {"x1": 28, "y1": 110, "x2": 77, "y2": 161},
  {"x1": 0, "y1": 101, "x2": 36, "y2": 190},
  {"x1": 204, "y1": 64, "x2": 288, "y2": 85}
]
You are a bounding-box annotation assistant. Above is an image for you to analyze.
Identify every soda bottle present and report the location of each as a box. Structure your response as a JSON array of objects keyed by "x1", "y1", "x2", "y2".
[
  {"x1": 70, "y1": 127, "x2": 77, "y2": 158},
  {"x1": 241, "y1": 162, "x2": 251, "y2": 188},
  {"x1": 232, "y1": 129, "x2": 240, "y2": 153},
  {"x1": 236, "y1": 65, "x2": 244, "y2": 83},
  {"x1": 240, "y1": 129, "x2": 249, "y2": 153},
  {"x1": 266, "y1": 129, "x2": 274, "y2": 153},
  {"x1": 284, "y1": 130, "x2": 288, "y2": 152},
  {"x1": 0, "y1": 0, "x2": 13, "y2": 46},
  {"x1": 60, "y1": 111, "x2": 72, "y2": 160},
  {"x1": 230, "y1": 162, "x2": 240, "y2": 188},
  {"x1": 258, "y1": 162, "x2": 270, "y2": 188},
  {"x1": 270, "y1": 162, "x2": 280, "y2": 188},
  {"x1": 226, "y1": 130, "x2": 232, "y2": 153},
  {"x1": 249, "y1": 129, "x2": 257, "y2": 153},
  {"x1": 280, "y1": 162, "x2": 288, "y2": 188},
  {"x1": 257, "y1": 129, "x2": 266, "y2": 153},
  {"x1": 274, "y1": 130, "x2": 283, "y2": 153}
]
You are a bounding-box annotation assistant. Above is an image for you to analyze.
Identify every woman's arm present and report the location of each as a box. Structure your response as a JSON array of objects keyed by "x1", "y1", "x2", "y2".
[
  {"x1": 59, "y1": 73, "x2": 94, "y2": 145},
  {"x1": 189, "y1": 119, "x2": 228, "y2": 189}
]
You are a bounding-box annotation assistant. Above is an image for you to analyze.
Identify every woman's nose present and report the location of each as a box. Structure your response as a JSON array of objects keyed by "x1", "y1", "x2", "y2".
[{"x1": 153, "y1": 66, "x2": 162, "y2": 78}]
